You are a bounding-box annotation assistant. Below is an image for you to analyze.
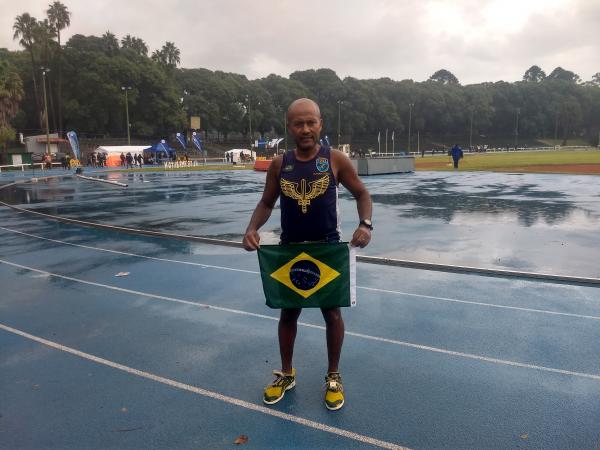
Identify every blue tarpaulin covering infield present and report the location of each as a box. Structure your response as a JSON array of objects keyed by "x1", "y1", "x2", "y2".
[{"x1": 1, "y1": 169, "x2": 600, "y2": 449}]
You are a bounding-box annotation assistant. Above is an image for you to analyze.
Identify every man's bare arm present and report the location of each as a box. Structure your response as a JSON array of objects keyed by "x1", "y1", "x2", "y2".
[
  {"x1": 242, "y1": 156, "x2": 282, "y2": 251},
  {"x1": 333, "y1": 150, "x2": 372, "y2": 248}
]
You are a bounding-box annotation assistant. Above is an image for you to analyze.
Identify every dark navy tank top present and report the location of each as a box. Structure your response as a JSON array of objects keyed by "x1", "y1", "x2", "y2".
[{"x1": 279, "y1": 146, "x2": 340, "y2": 243}]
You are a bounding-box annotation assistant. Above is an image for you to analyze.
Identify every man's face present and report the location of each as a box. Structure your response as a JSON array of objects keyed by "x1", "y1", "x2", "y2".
[{"x1": 288, "y1": 103, "x2": 323, "y2": 152}]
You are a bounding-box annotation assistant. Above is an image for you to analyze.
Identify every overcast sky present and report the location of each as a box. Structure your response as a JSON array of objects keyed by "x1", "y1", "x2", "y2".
[{"x1": 2, "y1": 0, "x2": 598, "y2": 85}]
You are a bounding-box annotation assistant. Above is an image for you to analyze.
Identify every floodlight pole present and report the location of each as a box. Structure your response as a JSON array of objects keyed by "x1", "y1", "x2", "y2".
[
  {"x1": 408, "y1": 103, "x2": 414, "y2": 153},
  {"x1": 122, "y1": 86, "x2": 132, "y2": 145},
  {"x1": 337, "y1": 100, "x2": 343, "y2": 149},
  {"x1": 514, "y1": 107, "x2": 520, "y2": 149},
  {"x1": 246, "y1": 95, "x2": 252, "y2": 151},
  {"x1": 554, "y1": 111, "x2": 559, "y2": 148},
  {"x1": 41, "y1": 68, "x2": 51, "y2": 156},
  {"x1": 469, "y1": 108, "x2": 474, "y2": 149},
  {"x1": 284, "y1": 110, "x2": 287, "y2": 153},
  {"x1": 385, "y1": 128, "x2": 388, "y2": 155}
]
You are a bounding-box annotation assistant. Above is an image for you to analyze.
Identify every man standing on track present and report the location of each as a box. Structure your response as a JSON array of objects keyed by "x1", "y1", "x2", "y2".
[
  {"x1": 451, "y1": 144, "x2": 463, "y2": 170},
  {"x1": 243, "y1": 98, "x2": 373, "y2": 411}
]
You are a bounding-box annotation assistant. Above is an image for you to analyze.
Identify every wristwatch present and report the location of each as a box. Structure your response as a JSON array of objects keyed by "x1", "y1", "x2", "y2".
[{"x1": 359, "y1": 219, "x2": 373, "y2": 230}]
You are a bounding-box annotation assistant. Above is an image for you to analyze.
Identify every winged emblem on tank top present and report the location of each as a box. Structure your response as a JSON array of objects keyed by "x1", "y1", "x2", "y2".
[{"x1": 280, "y1": 174, "x2": 330, "y2": 213}]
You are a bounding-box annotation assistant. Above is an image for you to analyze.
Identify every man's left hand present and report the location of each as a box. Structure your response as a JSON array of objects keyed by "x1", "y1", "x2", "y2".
[{"x1": 350, "y1": 226, "x2": 371, "y2": 248}]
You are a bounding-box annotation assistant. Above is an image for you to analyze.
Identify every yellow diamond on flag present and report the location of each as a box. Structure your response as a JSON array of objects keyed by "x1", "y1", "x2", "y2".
[{"x1": 270, "y1": 252, "x2": 341, "y2": 299}]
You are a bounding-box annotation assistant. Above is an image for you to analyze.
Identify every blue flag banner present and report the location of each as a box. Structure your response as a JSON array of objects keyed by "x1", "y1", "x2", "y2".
[
  {"x1": 175, "y1": 132, "x2": 186, "y2": 150},
  {"x1": 258, "y1": 242, "x2": 356, "y2": 309},
  {"x1": 66, "y1": 131, "x2": 81, "y2": 160},
  {"x1": 268, "y1": 138, "x2": 284, "y2": 148},
  {"x1": 192, "y1": 132, "x2": 203, "y2": 151},
  {"x1": 319, "y1": 136, "x2": 330, "y2": 147}
]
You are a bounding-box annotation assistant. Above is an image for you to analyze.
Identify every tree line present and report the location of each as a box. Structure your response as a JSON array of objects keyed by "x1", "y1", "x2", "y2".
[{"x1": 1, "y1": 1, "x2": 600, "y2": 152}]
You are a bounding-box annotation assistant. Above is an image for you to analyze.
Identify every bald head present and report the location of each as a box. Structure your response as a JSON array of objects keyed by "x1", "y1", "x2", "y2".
[
  {"x1": 287, "y1": 98, "x2": 323, "y2": 152},
  {"x1": 287, "y1": 98, "x2": 321, "y2": 121}
]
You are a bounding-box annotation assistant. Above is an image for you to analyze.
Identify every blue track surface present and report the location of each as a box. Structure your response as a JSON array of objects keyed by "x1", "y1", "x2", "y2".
[{"x1": 1, "y1": 170, "x2": 600, "y2": 449}]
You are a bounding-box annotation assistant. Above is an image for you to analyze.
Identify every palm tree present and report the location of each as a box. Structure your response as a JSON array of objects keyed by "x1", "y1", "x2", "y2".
[
  {"x1": 0, "y1": 61, "x2": 24, "y2": 127},
  {"x1": 121, "y1": 34, "x2": 134, "y2": 49},
  {"x1": 102, "y1": 31, "x2": 119, "y2": 55},
  {"x1": 152, "y1": 42, "x2": 181, "y2": 70},
  {"x1": 46, "y1": 1, "x2": 71, "y2": 136},
  {"x1": 46, "y1": 2, "x2": 70, "y2": 45},
  {"x1": 121, "y1": 35, "x2": 148, "y2": 57},
  {"x1": 33, "y1": 19, "x2": 58, "y2": 131},
  {"x1": 132, "y1": 37, "x2": 148, "y2": 57},
  {"x1": 33, "y1": 19, "x2": 57, "y2": 67},
  {"x1": 0, "y1": 61, "x2": 24, "y2": 154},
  {"x1": 13, "y1": 13, "x2": 42, "y2": 127},
  {"x1": 163, "y1": 42, "x2": 180, "y2": 67},
  {"x1": 151, "y1": 49, "x2": 165, "y2": 64}
]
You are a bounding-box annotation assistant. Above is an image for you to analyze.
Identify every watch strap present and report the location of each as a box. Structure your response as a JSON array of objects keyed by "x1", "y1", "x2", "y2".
[{"x1": 359, "y1": 219, "x2": 373, "y2": 230}]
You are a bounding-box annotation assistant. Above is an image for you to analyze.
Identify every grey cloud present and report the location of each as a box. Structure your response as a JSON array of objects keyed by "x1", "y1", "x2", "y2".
[{"x1": 1, "y1": 0, "x2": 598, "y2": 84}]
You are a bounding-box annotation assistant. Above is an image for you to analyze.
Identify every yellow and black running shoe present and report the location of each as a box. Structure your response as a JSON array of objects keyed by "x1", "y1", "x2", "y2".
[
  {"x1": 263, "y1": 369, "x2": 296, "y2": 405},
  {"x1": 324, "y1": 372, "x2": 344, "y2": 411}
]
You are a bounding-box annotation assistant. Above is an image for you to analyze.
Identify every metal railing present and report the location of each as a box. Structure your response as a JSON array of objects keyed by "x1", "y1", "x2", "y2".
[
  {"x1": 407, "y1": 145, "x2": 597, "y2": 157},
  {"x1": 0, "y1": 162, "x2": 63, "y2": 173}
]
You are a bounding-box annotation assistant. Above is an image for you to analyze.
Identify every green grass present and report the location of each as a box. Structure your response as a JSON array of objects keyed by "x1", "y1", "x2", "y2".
[
  {"x1": 103, "y1": 149, "x2": 600, "y2": 175},
  {"x1": 416, "y1": 149, "x2": 600, "y2": 173}
]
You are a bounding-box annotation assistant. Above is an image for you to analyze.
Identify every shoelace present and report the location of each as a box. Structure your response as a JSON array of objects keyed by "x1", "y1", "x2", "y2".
[
  {"x1": 324, "y1": 374, "x2": 343, "y2": 392},
  {"x1": 271, "y1": 370, "x2": 292, "y2": 387}
]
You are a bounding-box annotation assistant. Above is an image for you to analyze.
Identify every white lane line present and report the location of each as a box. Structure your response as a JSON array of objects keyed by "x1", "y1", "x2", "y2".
[
  {"x1": 1, "y1": 226, "x2": 598, "y2": 322},
  {"x1": 0, "y1": 323, "x2": 408, "y2": 450},
  {"x1": 2, "y1": 257, "x2": 600, "y2": 382},
  {"x1": 359, "y1": 286, "x2": 600, "y2": 321},
  {"x1": 0, "y1": 258, "x2": 277, "y2": 322},
  {"x1": 0, "y1": 226, "x2": 257, "y2": 274}
]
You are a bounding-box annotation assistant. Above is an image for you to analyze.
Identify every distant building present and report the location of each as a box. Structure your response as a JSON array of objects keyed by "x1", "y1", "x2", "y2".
[{"x1": 24, "y1": 134, "x2": 69, "y2": 158}]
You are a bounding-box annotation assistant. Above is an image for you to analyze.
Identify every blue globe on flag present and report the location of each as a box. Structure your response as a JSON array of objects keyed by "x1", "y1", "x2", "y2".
[{"x1": 289, "y1": 260, "x2": 321, "y2": 290}]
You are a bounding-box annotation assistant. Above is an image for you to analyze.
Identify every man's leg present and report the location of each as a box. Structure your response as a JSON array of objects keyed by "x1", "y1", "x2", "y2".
[
  {"x1": 279, "y1": 308, "x2": 302, "y2": 373},
  {"x1": 321, "y1": 307, "x2": 345, "y2": 373},
  {"x1": 322, "y1": 307, "x2": 345, "y2": 410},
  {"x1": 263, "y1": 308, "x2": 301, "y2": 405}
]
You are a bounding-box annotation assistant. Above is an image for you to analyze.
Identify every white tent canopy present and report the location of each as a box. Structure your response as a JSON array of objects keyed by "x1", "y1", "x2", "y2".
[
  {"x1": 91, "y1": 145, "x2": 149, "y2": 167},
  {"x1": 95, "y1": 145, "x2": 148, "y2": 155},
  {"x1": 224, "y1": 149, "x2": 256, "y2": 163}
]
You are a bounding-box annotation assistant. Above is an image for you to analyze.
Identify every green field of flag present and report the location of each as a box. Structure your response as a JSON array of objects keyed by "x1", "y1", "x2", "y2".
[{"x1": 258, "y1": 243, "x2": 356, "y2": 309}]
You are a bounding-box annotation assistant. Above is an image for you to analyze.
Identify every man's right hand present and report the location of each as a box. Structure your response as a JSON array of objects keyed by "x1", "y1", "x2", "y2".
[{"x1": 242, "y1": 229, "x2": 260, "y2": 251}]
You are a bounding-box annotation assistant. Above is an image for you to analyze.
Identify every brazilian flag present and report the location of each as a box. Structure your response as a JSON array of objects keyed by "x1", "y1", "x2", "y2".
[{"x1": 258, "y1": 242, "x2": 356, "y2": 309}]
